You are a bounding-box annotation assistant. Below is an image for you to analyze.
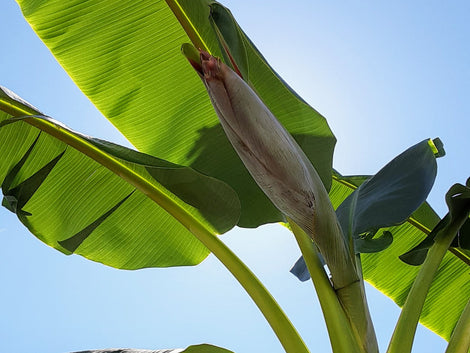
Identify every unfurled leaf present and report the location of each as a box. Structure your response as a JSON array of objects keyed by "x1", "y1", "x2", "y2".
[
  {"x1": 292, "y1": 138, "x2": 443, "y2": 278},
  {"x1": 335, "y1": 138, "x2": 443, "y2": 247},
  {"x1": 73, "y1": 350, "x2": 176, "y2": 353},
  {"x1": 2, "y1": 141, "x2": 65, "y2": 218},
  {"x1": 455, "y1": 218, "x2": 470, "y2": 250},
  {"x1": 0, "y1": 86, "x2": 240, "y2": 269}
]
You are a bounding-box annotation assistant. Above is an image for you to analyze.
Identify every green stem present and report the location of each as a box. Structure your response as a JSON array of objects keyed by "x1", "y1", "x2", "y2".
[
  {"x1": 0, "y1": 100, "x2": 309, "y2": 353},
  {"x1": 387, "y1": 214, "x2": 469, "y2": 353},
  {"x1": 289, "y1": 219, "x2": 362, "y2": 353},
  {"x1": 165, "y1": 0, "x2": 210, "y2": 52},
  {"x1": 445, "y1": 297, "x2": 470, "y2": 353}
]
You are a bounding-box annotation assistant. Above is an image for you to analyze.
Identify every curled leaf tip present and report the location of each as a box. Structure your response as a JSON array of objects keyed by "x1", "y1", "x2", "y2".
[{"x1": 428, "y1": 138, "x2": 445, "y2": 157}]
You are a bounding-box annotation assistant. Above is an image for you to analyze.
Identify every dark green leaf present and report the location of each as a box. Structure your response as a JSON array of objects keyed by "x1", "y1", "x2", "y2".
[
  {"x1": 59, "y1": 191, "x2": 135, "y2": 253},
  {"x1": 1, "y1": 132, "x2": 40, "y2": 192},
  {"x1": 336, "y1": 139, "x2": 442, "y2": 246},
  {"x1": 3, "y1": 148, "x2": 65, "y2": 216},
  {"x1": 209, "y1": 3, "x2": 249, "y2": 79},
  {"x1": 355, "y1": 231, "x2": 393, "y2": 254},
  {"x1": 400, "y1": 180, "x2": 470, "y2": 265},
  {"x1": 456, "y1": 218, "x2": 470, "y2": 250},
  {"x1": 292, "y1": 138, "x2": 442, "y2": 277},
  {"x1": 73, "y1": 350, "x2": 174, "y2": 353}
]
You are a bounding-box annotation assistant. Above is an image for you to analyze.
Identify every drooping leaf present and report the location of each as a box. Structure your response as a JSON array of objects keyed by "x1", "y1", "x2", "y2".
[
  {"x1": 72, "y1": 350, "x2": 176, "y2": 353},
  {"x1": 292, "y1": 138, "x2": 443, "y2": 277},
  {"x1": 456, "y1": 218, "x2": 470, "y2": 250},
  {"x1": 16, "y1": 0, "x2": 336, "y2": 228},
  {"x1": 291, "y1": 168, "x2": 470, "y2": 339},
  {"x1": 0, "y1": 86, "x2": 240, "y2": 269},
  {"x1": 2, "y1": 144, "x2": 65, "y2": 218},
  {"x1": 72, "y1": 344, "x2": 234, "y2": 353},
  {"x1": 332, "y1": 173, "x2": 470, "y2": 341},
  {"x1": 398, "y1": 215, "x2": 451, "y2": 266},
  {"x1": 336, "y1": 138, "x2": 443, "y2": 252}
]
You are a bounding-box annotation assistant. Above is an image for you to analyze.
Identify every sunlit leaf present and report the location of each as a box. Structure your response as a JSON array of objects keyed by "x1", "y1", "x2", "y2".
[
  {"x1": 16, "y1": 0, "x2": 336, "y2": 228},
  {"x1": 0, "y1": 87, "x2": 240, "y2": 269}
]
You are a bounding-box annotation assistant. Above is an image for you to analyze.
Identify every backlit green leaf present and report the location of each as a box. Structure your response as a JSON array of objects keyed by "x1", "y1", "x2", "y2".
[
  {"x1": 0, "y1": 87, "x2": 240, "y2": 269},
  {"x1": 16, "y1": 0, "x2": 336, "y2": 228}
]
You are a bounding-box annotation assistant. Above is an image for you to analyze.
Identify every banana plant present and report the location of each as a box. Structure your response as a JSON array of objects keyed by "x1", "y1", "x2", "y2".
[{"x1": 1, "y1": 1, "x2": 469, "y2": 353}]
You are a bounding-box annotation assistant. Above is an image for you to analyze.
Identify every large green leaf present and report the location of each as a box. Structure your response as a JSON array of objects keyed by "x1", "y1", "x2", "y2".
[
  {"x1": 16, "y1": 0, "x2": 336, "y2": 228},
  {"x1": 330, "y1": 173, "x2": 470, "y2": 341},
  {"x1": 0, "y1": 86, "x2": 240, "y2": 269}
]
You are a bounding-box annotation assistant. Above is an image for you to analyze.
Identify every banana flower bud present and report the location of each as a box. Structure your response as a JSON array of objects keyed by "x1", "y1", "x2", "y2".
[
  {"x1": 187, "y1": 49, "x2": 378, "y2": 352},
  {"x1": 189, "y1": 50, "x2": 357, "y2": 290}
]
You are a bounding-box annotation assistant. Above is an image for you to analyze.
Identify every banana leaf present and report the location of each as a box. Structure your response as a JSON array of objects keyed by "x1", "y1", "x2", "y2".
[
  {"x1": 0, "y1": 86, "x2": 240, "y2": 269},
  {"x1": 330, "y1": 172, "x2": 470, "y2": 341},
  {"x1": 12, "y1": 0, "x2": 469, "y2": 342},
  {"x1": 16, "y1": 0, "x2": 335, "y2": 228}
]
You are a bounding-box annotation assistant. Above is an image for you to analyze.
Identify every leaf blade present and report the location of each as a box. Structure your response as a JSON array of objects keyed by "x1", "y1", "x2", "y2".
[
  {"x1": 0, "y1": 87, "x2": 240, "y2": 269},
  {"x1": 17, "y1": 0, "x2": 336, "y2": 228}
]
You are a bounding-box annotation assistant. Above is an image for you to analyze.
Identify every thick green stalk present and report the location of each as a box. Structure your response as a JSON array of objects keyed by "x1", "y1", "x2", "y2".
[
  {"x1": 0, "y1": 99, "x2": 309, "y2": 353},
  {"x1": 289, "y1": 219, "x2": 362, "y2": 353},
  {"x1": 387, "y1": 214, "x2": 469, "y2": 353},
  {"x1": 445, "y1": 297, "x2": 470, "y2": 353}
]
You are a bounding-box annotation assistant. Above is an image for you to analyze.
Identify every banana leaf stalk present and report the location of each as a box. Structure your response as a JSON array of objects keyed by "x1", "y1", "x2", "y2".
[
  {"x1": 388, "y1": 180, "x2": 470, "y2": 353},
  {"x1": 186, "y1": 48, "x2": 378, "y2": 352}
]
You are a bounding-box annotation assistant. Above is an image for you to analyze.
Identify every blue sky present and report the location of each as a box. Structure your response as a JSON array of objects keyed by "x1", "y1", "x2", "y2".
[{"x1": 1, "y1": 1, "x2": 469, "y2": 353}]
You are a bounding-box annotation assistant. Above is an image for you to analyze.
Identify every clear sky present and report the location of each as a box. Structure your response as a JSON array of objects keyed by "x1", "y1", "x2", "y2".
[{"x1": 1, "y1": 1, "x2": 469, "y2": 353}]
